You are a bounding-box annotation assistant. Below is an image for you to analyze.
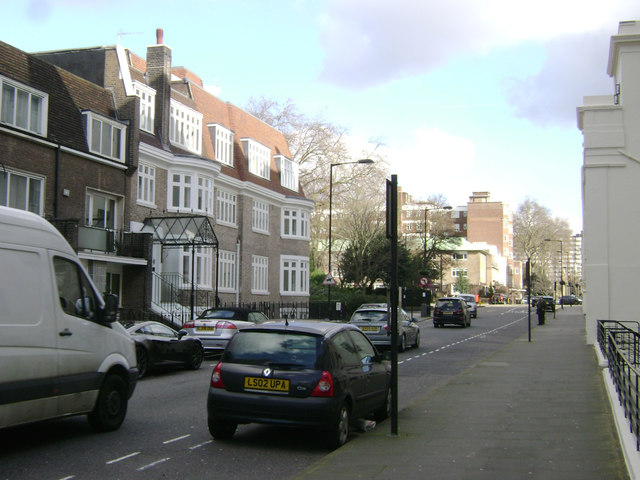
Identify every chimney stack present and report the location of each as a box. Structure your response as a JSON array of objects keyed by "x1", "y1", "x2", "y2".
[{"x1": 147, "y1": 28, "x2": 171, "y2": 145}]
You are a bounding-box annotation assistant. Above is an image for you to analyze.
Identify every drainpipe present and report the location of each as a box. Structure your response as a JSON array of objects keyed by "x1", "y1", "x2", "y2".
[
  {"x1": 235, "y1": 238, "x2": 240, "y2": 306},
  {"x1": 54, "y1": 145, "x2": 61, "y2": 218}
]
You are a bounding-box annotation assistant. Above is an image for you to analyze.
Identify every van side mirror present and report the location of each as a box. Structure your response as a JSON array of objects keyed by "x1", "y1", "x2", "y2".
[{"x1": 102, "y1": 294, "x2": 119, "y2": 323}]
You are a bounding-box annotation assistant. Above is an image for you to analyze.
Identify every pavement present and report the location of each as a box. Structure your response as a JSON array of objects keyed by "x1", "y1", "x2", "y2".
[{"x1": 293, "y1": 307, "x2": 631, "y2": 480}]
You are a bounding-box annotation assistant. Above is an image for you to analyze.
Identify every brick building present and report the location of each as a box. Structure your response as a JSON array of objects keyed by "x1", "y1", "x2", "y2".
[{"x1": 2, "y1": 30, "x2": 312, "y2": 323}]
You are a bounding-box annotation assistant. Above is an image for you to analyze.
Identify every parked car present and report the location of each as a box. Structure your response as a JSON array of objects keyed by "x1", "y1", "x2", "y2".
[
  {"x1": 433, "y1": 297, "x2": 471, "y2": 328},
  {"x1": 540, "y1": 296, "x2": 556, "y2": 312},
  {"x1": 560, "y1": 295, "x2": 582, "y2": 306},
  {"x1": 457, "y1": 294, "x2": 478, "y2": 318},
  {"x1": 126, "y1": 321, "x2": 204, "y2": 378},
  {"x1": 182, "y1": 307, "x2": 269, "y2": 352},
  {"x1": 349, "y1": 303, "x2": 420, "y2": 351},
  {"x1": 207, "y1": 321, "x2": 391, "y2": 449}
]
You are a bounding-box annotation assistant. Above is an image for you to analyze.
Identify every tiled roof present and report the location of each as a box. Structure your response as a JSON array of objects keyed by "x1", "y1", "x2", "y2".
[{"x1": 0, "y1": 41, "x2": 118, "y2": 154}]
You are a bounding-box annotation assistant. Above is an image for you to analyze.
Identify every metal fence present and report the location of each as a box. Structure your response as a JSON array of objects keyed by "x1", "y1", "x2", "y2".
[{"x1": 598, "y1": 320, "x2": 640, "y2": 450}]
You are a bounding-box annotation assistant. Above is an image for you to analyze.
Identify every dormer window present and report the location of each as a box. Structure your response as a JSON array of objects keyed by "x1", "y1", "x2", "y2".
[
  {"x1": 133, "y1": 81, "x2": 155, "y2": 134},
  {"x1": 82, "y1": 111, "x2": 126, "y2": 163},
  {"x1": 0, "y1": 75, "x2": 48, "y2": 136},
  {"x1": 210, "y1": 124, "x2": 234, "y2": 166},
  {"x1": 170, "y1": 100, "x2": 202, "y2": 154},
  {"x1": 276, "y1": 155, "x2": 298, "y2": 191},
  {"x1": 242, "y1": 138, "x2": 270, "y2": 180}
]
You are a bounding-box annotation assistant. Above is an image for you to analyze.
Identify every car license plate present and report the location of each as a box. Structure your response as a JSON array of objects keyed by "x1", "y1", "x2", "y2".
[
  {"x1": 444, "y1": 312, "x2": 453, "y2": 315},
  {"x1": 197, "y1": 326, "x2": 215, "y2": 331},
  {"x1": 360, "y1": 326, "x2": 379, "y2": 332},
  {"x1": 244, "y1": 376, "x2": 290, "y2": 393}
]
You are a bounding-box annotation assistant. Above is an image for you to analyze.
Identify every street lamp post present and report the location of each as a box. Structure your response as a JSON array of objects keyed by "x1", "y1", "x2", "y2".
[
  {"x1": 327, "y1": 159, "x2": 374, "y2": 319},
  {"x1": 545, "y1": 238, "x2": 564, "y2": 307}
]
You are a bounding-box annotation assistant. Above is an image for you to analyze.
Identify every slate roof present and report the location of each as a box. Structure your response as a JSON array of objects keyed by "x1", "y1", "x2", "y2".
[{"x1": 0, "y1": 41, "x2": 120, "y2": 155}]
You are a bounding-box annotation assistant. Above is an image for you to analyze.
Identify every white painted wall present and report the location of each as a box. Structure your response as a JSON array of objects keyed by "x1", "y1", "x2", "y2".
[{"x1": 578, "y1": 21, "x2": 640, "y2": 343}]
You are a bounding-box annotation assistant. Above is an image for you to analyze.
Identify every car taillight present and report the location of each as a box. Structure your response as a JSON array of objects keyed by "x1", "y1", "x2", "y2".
[
  {"x1": 311, "y1": 371, "x2": 334, "y2": 397},
  {"x1": 455, "y1": 309, "x2": 463, "y2": 315},
  {"x1": 434, "y1": 309, "x2": 441, "y2": 315},
  {"x1": 215, "y1": 321, "x2": 237, "y2": 330},
  {"x1": 210, "y1": 362, "x2": 225, "y2": 388},
  {"x1": 183, "y1": 321, "x2": 195, "y2": 329}
]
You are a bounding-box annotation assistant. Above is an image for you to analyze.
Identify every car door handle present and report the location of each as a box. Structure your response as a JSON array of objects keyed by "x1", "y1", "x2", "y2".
[{"x1": 59, "y1": 328, "x2": 73, "y2": 337}]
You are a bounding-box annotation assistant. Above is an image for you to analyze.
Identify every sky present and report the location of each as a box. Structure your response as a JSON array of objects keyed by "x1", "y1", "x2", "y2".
[{"x1": 5, "y1": 0, "x2": 640, "y2": 233}]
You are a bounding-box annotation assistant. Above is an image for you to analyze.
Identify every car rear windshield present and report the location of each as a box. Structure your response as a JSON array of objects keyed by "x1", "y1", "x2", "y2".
[
  {"x1": 436, "y1": 299, "x2": 461, "y2": 308},
  {"x1": 224, "y1": 331, "x2": 322, "y2": 369},
  {"x1": 351, "y1": 311, "x2": 387, "y2": 322}
]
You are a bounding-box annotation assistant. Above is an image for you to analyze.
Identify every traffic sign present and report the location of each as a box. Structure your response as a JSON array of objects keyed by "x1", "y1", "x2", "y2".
[
  {"x1": 419, "y1": 276, "x2": 429, "y2": 287},
  {"x1": 322, "y1": 273, "x2": 337, "y2": 286}
]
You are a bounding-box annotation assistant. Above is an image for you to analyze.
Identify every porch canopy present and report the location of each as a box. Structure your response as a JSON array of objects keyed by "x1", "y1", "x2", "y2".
[
  {"x1": 142, "y1": 215, "x2": 220, "y2": 318},
  {"x1": 142, "y1": 215, "x2": 219, "y2": 249}
]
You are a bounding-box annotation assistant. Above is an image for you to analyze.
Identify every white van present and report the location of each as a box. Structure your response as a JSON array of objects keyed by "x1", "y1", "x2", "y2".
[{"x1": 0, "y1": 206, "x2": 137, "y2": 431}]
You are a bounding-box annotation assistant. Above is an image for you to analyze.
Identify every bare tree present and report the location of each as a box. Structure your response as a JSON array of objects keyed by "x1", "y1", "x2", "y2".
[
  {"x1": 245, "y1": 96, "x2": 389, "y2": 273},
  {"x1": 513, "y1": 197, "x2": 573, "y2": 292}
]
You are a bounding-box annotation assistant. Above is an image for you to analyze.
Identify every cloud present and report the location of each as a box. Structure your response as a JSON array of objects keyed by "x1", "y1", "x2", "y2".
[
  {"x1": 382, "y1": 127, "x2": 476, "y2": 203},
  {"x1": 318, "y1": 0, "x2": 640, "y2": 125},
  {"x1": 503, "y1": 31, "x2": 613, "y2": 127}
]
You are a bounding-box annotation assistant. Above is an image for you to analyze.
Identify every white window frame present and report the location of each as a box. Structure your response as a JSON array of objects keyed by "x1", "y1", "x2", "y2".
[
  {"x1": 181, "y1": 246, "x2": 213, "y2": 289},
  {"x1": 133, "y1": 81, "x2": 155, "y2": 134},
  {"x1": 276, "y1": 155, "x2": 298, "y2": 191},
  {"x1": 452, "y1": 252, "x2": 467, "y2": 261},
  {"x1": 212, "y1": 124, "x2": 234, "y2": 167},
  {"x1": 217, "y1": 250, "x2": 237, "y2": 293},
  {"x1": 282, "y1": 208, "x2": 310, "y2": 239},
  {"x1": 0, "y1": 169, "x2": 44, "y2": 214},
  {"x1": 83, "y1": 111, "x2": 126, "y2": 163},
  {"x1": 137, "y1": 163, "x2": 156, "y2": 207},
  {"x1": 252, "y1": 200, "x2": 270, "y2": 234},
  {"x1": 85, "y1": 190, "x2": 119, "y2": 230},
  {"x1": 169, "y1": 172, "x2": 193, "y2": 211},
  {"x1": 216, "y1": 189, "x2": 237, "y2": 227},
  {"x1": 280, "y1": 255, "x2": 309, "y2": 296},
  {"x1": 0, "y1": 75, "x2": 48, "y2": 136},
  {"x1": 242, "y1": 138, "x2": 270, "y2": 180},
  {"x1": 197, "y1": 175, "x2": 214, "y2": 215},
  {"x1": 452, "y1": 268, "x2": 468, "y2": 278},
  {"x1": 252, "y1": 255, "x2": 269, "y2": 295},
  {"x1": 170, "y1": 100, "x2": 202, "y2": 155}
]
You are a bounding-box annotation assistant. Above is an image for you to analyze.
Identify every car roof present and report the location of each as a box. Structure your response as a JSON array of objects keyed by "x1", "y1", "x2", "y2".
[
  {"x1": 239, "y1": 320, "x2": 358, "y2": 337},
  {"x1": 356, "y1": 303, "x2": 387, "y2": 310},
  {"x1": 125, "y1": 321, "x2": 175, "y2": 332},
  {"x1": 438, "y1": 297, "x2": 462, "y2": 301}
]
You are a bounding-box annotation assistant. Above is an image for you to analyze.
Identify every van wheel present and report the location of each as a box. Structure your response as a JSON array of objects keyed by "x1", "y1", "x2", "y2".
[
  {"x1": 186, "y1": 343, "x2": 204, "y2": 370},
  {"x1": 208, "y1": 417, "x2": 237, "y2": 439},
  {"x1": 326, "y1": 403, "x2": 350, "y2": 450},
  {"x1": 136, "y1": 345, "x2": 148, "y2": 379},
  {"x1": 88, "y1": 374, "x2": 128, "y2": 432}
]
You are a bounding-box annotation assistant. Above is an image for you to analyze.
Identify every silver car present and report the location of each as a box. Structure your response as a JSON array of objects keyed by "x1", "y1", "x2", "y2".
[
  {"x1": 457, "y1": 294, "x2": 478, "y2": 318},
  {"x1": 349, "y1": 303, "x2": 420, "y2": 352},
  {"x1": 182, "y1": 307, "x2": 269, "y2": 352}
]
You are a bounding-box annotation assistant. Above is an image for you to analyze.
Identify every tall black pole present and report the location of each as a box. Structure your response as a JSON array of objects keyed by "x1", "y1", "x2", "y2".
[
  {"x1": 386, "y1": 175, "x2": 398, "y2": 435},
  {"x1": 327, "y1": 165, "x2": 334, "y2": 319}
]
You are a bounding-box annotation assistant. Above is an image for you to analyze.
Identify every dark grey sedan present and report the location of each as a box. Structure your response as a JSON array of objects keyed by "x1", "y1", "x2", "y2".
[{"x1": 349, "y1": 304, "x2": 420, "y2": 352}]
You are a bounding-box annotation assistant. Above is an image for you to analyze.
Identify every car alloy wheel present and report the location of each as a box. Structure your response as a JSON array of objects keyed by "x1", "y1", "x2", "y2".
[
  {"x1": 327, "y1": 403, "x2": 350, "y2": 450},
  {"x1": 135, "y1": 345, "x2": 148, "y2": 379}
]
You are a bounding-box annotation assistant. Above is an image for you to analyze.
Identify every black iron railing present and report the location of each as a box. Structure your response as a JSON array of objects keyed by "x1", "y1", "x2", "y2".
[{"x1": 598, "y1": 320, "x2": 640, "y2": 450}]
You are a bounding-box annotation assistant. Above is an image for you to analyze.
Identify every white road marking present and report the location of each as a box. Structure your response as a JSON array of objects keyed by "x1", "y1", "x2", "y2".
[
  {"x1": 137, "y1": 458, "x2": 171, "y2": 471},
  {"x1": 189, "y1": 440, "x2": 213, "y2": 450},
  {"x1": 106, "y1": 451, "x2": 141, "y2": 464},
  {"x1": 163, "y1": 434, "x2": 191, "y2": 444}
]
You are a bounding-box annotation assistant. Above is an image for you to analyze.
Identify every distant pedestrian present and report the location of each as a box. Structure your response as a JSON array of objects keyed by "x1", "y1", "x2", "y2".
[{"x1": 536, "y1": 298, "x2": 546, "y2": 325}]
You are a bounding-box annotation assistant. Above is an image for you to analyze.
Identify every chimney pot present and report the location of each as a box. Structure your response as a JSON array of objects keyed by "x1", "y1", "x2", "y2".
[{"x1": 156, "y1": 28, "x2": 163, "y2": 44}]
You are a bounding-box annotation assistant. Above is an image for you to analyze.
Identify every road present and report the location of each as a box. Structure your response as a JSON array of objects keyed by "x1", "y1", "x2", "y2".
[{"x1": 0, "y1": 305, "x2": 532, "y2": 480}]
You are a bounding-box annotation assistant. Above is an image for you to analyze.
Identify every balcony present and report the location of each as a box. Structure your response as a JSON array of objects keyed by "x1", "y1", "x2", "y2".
[{"x1": 51, "y1": 219, "x2": 151, "y2": 259}]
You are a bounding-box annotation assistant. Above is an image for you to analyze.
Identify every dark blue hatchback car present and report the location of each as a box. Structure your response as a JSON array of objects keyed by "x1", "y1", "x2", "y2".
[{"x1": 207, "y1": 321, "x2": 391, "y2": 449}]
